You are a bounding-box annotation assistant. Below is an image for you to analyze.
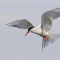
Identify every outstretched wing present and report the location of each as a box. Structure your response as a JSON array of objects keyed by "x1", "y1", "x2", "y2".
[
  {"x1": 7, "y1": 19, "x2": 34, "y2": 29},
  {"x1": 41, "y1": 7, "x2": 60, "y2": 31}
]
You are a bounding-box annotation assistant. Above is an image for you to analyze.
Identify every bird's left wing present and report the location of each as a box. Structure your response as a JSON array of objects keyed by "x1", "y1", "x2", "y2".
[
  {"x1": 6, "y1": 19, "x2": 34, "y2": 29},
  {"x1": 41, "y1": 7, "x2": 60, "y2": 31}
]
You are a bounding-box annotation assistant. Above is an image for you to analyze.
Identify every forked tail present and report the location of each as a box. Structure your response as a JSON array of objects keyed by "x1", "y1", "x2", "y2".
[{"x1": 42, "y1": 34, "x2": 60, "y2": 51}]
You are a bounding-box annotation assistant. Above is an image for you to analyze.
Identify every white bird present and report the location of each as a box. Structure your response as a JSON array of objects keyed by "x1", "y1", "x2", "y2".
[{"x1": 7, "y1": 7, "x2": 60, "y2": 50}]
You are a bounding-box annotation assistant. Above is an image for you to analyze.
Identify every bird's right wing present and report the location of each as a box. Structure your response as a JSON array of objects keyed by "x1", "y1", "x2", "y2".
[{"x1": 6, "y1": 19, "x2": 34, "y2": 29}]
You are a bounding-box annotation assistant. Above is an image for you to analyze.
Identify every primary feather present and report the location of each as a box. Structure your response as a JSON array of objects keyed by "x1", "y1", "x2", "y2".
[{"x1": 6, "y1": 19, "x2": 34, "y2": 29}]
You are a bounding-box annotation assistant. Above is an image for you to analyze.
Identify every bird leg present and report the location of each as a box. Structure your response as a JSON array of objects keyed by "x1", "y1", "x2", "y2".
[{"x1": 43, "y1": 35, "x2": 49, "y2": 42}]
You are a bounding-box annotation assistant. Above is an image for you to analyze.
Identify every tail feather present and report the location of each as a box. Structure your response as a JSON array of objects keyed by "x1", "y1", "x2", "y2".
[{"x1": 42, "y1": 34, "x2": 60, "y2": 51}]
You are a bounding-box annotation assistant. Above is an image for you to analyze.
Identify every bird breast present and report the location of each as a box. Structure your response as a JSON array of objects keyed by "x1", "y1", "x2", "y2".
[
  {"x1": 30, "y1": 26, "x2": 42, "y2": 35},
  {"x1": 30, "y1": 25, "x2": 49, "y2": 36}
]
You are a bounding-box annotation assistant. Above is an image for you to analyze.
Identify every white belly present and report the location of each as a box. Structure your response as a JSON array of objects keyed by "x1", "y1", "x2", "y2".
[{"x1": 30, "y1": 26, "x2": 49, "y2": 36}]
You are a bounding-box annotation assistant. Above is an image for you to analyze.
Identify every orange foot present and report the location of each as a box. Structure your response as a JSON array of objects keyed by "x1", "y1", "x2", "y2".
[{"x1": 43, "y1": 36, "x2": 49, "y2": 42}]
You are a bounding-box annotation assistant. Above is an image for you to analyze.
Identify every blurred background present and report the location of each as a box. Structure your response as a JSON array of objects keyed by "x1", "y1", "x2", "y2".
[{"x1": 0, "y1": 0, "x2": 60, "y2": 60}]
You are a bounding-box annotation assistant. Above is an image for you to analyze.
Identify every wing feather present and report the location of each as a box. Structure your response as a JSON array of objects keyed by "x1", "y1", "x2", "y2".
[
  {"x1": 41, "y1": 7, "x2": 60, "y2": 31},
  {"x1": 7, "y1": 19, "x2": 34, "y2": 29}
]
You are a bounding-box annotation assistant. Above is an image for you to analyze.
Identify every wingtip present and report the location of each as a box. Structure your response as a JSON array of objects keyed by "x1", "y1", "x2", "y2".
[{"x1": 6, "y1": 23, "x2": 11, "y2": 27}]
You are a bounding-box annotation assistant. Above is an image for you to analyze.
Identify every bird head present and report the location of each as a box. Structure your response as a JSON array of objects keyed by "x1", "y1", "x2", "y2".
[{"x1": 25, "y1": 27, "x2": 34, "y2": 36}]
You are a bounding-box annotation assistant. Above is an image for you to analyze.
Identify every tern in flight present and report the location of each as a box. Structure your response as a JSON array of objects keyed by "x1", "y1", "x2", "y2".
[{"x1": 7, "y1": 7, "x2": 60, "y2": 50}]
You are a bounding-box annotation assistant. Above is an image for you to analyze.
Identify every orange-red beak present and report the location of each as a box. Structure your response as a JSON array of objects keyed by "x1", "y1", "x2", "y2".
[{"x1": 25, "y1": 31, "x2": 29, "y2": 36}]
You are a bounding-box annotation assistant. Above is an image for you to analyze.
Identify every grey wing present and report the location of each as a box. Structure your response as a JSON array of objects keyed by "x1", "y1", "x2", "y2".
[
  {"x1": 7, "y1": 19, "x2": 34, "y2": 29},
  {"x1": 41, "y1": 7, "x2": 60, "y2": 31}
]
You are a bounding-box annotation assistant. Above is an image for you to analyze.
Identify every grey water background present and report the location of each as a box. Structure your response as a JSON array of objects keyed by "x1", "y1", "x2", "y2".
[{"x1": 0, "y1": 0, "x2": 60, "y2": 60}]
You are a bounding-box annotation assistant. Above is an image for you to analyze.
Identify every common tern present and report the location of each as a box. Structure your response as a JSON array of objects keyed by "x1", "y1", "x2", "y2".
[{"x1": 7, "y1": 7, "x2": 60, "y2": 50}]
